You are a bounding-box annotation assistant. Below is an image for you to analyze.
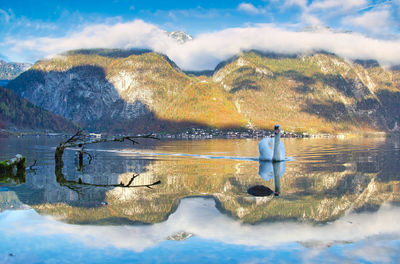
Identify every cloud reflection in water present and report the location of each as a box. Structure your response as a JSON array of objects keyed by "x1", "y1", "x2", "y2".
[{"x1": 1, "y1": 197, "x2": 399, "y2": 258}]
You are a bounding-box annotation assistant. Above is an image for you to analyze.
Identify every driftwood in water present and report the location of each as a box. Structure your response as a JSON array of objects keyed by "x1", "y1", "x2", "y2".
[
  {"x1": 55, "y1": 128, "x2": 159, "y2": 183},
  {"x1": 57, "y1": 128, "x2": 159, "y2": 148},
  {"x1": 55, "y1": 129, "x2": 158, "y2": 166}
]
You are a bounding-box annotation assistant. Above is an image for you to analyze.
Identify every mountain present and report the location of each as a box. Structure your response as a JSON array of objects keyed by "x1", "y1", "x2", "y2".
[
  {"x1": 8, "y1": 49, "x2": 244, "y2": 133},
  {"x1": 0, "y1": 60, "x2": 32, "y2": 80},
  {"x1": 167, "y1": 31, "x2": 193, "y2": 44},
  {"x1": 212, "y1": 51, "x2": 400, "y2": 133},
  {"x1": 0, "y1": 85, "x2": 77, "y2": 132},
  {"x1": 7, "y1": 49, "x2": 400, "y2": 134}
]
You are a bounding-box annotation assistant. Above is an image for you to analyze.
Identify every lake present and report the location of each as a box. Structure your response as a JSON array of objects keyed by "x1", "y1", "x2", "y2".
[{"x1": 0, "y1": 136, "x2": 399, "y2": 263}]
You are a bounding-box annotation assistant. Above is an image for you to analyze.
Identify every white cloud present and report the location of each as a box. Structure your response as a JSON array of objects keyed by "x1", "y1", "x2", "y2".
[
  {"x1": 342, "y1": 9, "x2": 393, "y2": 34},
  {"x1": 289, "y1": 0, "x2": 370, "y2": 30},
  {"x1": 4, "y1": 20, "x2": 173, "y2": 62},
  {"x1": 166, "y1": 24, "x2": 400, "y2": 70},
  {"x1": 309, "y1": 0, "x2": 368, "y2": 11},
  {"x1": 300, "y1": 12, "x2": 325, "y2": 27},
  {"x1": 238, "y1": 2, "x2": 266, "y2": 15},
  {"x1": 2, "y1": 19, "x2": 400, "y2": 70},
  {"x1": 283, "y1": 0, "x2": 309, "y2": 9}
]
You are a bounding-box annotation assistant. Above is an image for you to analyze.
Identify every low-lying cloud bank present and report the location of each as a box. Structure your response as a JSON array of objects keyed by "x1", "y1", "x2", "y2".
[{"x1": 4, "y1": 19, "x2": 400, "y2": 70}]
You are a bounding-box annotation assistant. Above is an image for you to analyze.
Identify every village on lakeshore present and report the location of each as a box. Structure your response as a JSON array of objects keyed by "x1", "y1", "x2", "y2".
[{"x1": 0, "y1": 127, "x2": 356, "y2": 140}]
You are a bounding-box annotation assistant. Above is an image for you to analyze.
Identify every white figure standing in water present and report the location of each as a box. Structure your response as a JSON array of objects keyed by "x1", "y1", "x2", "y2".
[{"x1": 259, "y1": 124, "x2": 285, "y2": 161}]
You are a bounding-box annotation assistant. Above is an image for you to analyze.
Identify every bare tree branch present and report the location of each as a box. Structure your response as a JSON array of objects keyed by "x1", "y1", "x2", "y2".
[
  {"x1": 60, "y1": 132, "x2": 159, "y2": 149},
  {"x1": 61, "y1": 178, "x2": 161, "y2": 189},
  {"x1": 126, "y1": 173, "x2": 139, "y2": 187}
]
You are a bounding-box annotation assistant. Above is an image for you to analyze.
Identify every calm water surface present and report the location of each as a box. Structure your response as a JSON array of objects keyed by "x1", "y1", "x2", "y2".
[{"x1": 0, "y1": 136, "x2": 399, "y2": 263}]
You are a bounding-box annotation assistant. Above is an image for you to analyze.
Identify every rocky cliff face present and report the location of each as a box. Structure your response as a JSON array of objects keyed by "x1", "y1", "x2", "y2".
[
  {"x1": 7, "y1": 49, "x2": 400, "y2": 134},
  {"x1": 8, "y1": 63, "x2": 151, "y2": 127},
  {"x1": 0, "y1": 60, "x2": 32, "y2": 80},
  {"x1": 0, "y1": 85, "x2": 76, "y2": 131}
]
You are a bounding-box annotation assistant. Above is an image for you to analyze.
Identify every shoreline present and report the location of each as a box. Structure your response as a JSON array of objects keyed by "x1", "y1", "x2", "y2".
[{"x1": 1, "y1": 128, "x2": 389, "y2": 140}]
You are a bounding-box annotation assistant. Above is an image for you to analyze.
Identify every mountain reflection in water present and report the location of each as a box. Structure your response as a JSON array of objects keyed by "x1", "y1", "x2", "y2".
[
  {"x1": 0, "y1": 197, "x2": 399, "y2": 263},
  {"x1": 1, "y1": 137, "x2": 399, "y2": 224},
  {"x1": 0, "y1": 137, "x2": 400, "y2": 262}
]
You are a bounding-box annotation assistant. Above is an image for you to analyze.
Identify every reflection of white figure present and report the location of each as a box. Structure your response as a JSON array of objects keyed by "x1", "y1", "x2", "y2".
[
  {"x1": 259, "y1": 124, "x2": 285, "y2": 161},
  {"x1": 258, "y1": 161, "x2": 285, "y2": 180},
  {"x1": 259, "y1": 161, "x2": 285, "y2": 196}
]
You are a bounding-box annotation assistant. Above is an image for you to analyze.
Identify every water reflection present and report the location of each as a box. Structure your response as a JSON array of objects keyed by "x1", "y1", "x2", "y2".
[
  {"x1": 12, "y1": 157, "x2": 160, "y2": 208},
  {"x1": 1, "y1": 197, "x2": 399, "y2": 263},
  {"x1": 247, "y1": 161, "x2": 285, "y2": 197},
  {"x1": 0, "y1": 172, "x2": 25, "y2": 185},
  {"x1": 1, "y1": 137, "x2": 399, "y2": 225},
  {"x1": 259, "y1": 161, "x2": 285, "y2": 196},
  {"x1": 1, "y1": 137, "x2": 400, "y2": 262}
]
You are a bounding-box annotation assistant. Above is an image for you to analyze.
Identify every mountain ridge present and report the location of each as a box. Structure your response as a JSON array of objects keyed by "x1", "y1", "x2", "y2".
[{"x1": 6, "y1": 49, "x2": 400, "y2": 134}]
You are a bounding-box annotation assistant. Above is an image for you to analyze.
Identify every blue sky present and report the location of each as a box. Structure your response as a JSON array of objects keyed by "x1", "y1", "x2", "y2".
[{"x1": 1, "y1": 0, "x2": 400, "y2": 70}]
